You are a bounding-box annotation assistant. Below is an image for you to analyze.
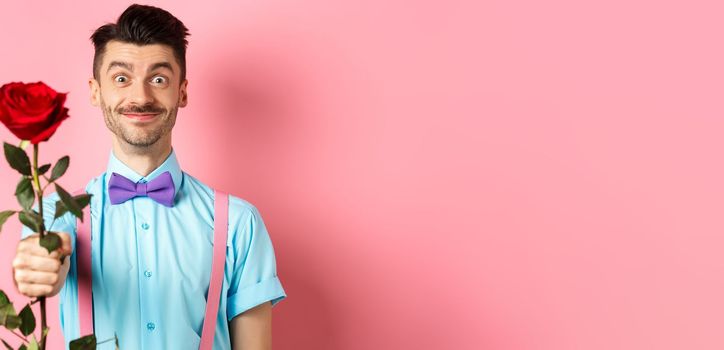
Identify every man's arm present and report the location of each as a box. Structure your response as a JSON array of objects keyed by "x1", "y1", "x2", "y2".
[{"x1": 229, "y1": 301, "x2": 272, "y2": 350}]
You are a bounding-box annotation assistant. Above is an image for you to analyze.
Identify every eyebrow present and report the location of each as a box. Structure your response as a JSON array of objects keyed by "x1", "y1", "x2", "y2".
[{"x1": 106, "y1": 61, "x2": 174, "y2": 74}]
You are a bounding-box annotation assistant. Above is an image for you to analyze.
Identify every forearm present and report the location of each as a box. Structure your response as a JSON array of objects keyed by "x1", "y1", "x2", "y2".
[{"x1": 229, "y1": 302, "x2": 272, "y2": 350}]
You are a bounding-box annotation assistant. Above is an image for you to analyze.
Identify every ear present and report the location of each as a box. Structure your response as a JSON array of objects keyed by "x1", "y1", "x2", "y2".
[
  {"x1": 178, "y1": 79, "x2": 188, "y2": 107},
  {"x1": 89, "y1": 78, "x2": 100, "y2": 107}
]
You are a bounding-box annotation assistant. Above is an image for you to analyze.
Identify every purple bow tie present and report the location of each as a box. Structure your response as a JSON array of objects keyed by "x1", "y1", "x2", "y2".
[{"x1": 108, "y1": 171, "x2": 175, "y2": 207}]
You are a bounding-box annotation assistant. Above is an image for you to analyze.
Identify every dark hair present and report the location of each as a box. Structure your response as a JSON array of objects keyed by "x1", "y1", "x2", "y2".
[{"x1": 90, "y1": 4, "x2": 190, "y2": 83}]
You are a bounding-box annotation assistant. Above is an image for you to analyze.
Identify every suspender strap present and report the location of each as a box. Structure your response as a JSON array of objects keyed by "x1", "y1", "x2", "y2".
[
  {"x1": 74, "y1": 188, "x2": 229, "y2": 349},
  {"x1": 73, "y1": 189, "x2": 94, "y2": 338},
  {"x1": 200, "y1": 190, "x2": 229, "y2": 349}
]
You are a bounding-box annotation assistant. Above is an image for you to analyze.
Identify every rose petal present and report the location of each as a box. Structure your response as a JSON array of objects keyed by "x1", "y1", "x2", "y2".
[
  {"x1": 0, "y1": 81, "x2": 69, "y2": 143},
  {"x1": 30, "y1": 107, "x2": 70, "y2": 144}
]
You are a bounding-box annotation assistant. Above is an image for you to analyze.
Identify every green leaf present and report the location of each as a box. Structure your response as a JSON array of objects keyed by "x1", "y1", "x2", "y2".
[
  {"x1": 0, "y1": 303, "x2": 19, "y2": 328},
  {"x1": 37, "y1": 163, "x2": 51, "y2": 176},
  {"x1": 26, "y1": 335, "x2": 38, "y2": 350},
  {"x1": 0, "y1": 210, "x2": 16, "y2": 234},
  {"x1": 18, "y1": 211, "x2": 43, "y2": 233},
  {"x1": 3, "y1": 142, "x2": 31, "y2": 176},
  {"x1": 0, "y1": 300, "x2": 17, "y2": 325},
  {"x1": 54, "y1": 194, "x2": 91, "y2": 220},
  {"x1": 75, "y1": 194, "x2": 92, "y2": 210},
  {"x1": 54, "y1": 200, "x2": 67, "y2": 219},
  {"x1": 0, "y1": 291, "x2": 21, "y2": 330},
  {"x1": 19, "y1": 345, "x2": 27, "y2": 350},
  {"x1": 1, "y1": 338, "x2": 13, "y2": 350},
  {"x1": 15, "y1": 177, "x2": 33, "y2": 195},
  {"x1": 4, "y1": 315, "x2": 21, "y2": 329},
  {"x1": 50, "y1": 156, "x2": 69, "y2": 182},
  {"x1": 0, "y1": 302, "x2": 15, "y2": 323},
  {"x1": 0, "y1": 291, "x2": 9, "y2": 306},
  {"x1": 55, "y1": 184, "x2": 82, "y2": 221},
  {"x1": 69, "y1": 334, "x2": 96, "y2": 350},
  {"x1": 15, "y1": 177, "x2": 34, "y2": 211},
  {"x1": 39, "y1": 232, "x2": 61, "y2": 254},
  {"x1": 18, "y1": 304, "x2": 35, "y2": 336}
]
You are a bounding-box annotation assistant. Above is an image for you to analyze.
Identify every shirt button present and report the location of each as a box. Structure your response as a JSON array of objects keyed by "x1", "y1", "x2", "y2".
[
  {"x1": 141, "y1": 223, "x2": 150, "y2": 230},
  {"x1": 144, "y1": 270, "x2": 152, "y2": 278},
  {"x1": 147, "y1": 322, "x2": 155, "y2": 331}
]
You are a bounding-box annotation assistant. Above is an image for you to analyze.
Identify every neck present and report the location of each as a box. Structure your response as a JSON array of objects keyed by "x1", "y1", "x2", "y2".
[{"x1": 111, "y1": 135, "x2": 173, "y2": 177}]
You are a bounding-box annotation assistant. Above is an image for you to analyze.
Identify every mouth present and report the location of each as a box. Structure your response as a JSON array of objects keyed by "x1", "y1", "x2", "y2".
[{"x1": 123, "y1": 113, "x2": 160, "y2": 122}]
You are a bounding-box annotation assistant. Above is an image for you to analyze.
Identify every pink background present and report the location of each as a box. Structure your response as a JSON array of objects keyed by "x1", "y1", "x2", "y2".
[{"x1": 1, "y1": 0, "x2": 723, "y2": 349}]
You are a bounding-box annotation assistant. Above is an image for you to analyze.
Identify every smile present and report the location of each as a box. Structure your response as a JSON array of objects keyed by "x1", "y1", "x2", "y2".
[{"x1": 123, "y1": 113, "x2": 159, "y2": 121}]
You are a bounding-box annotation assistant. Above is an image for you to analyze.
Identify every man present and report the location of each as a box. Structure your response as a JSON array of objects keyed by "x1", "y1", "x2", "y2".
[{"x1": 11, "y1": 4, "x2": 286, "y2": 349}]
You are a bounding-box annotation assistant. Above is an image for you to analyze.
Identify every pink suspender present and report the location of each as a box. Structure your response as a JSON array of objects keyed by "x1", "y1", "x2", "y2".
[
  {"x1": 74, "y1": 189, "x2": 229, "y2": 349},
  {"x1": 200, "y1": 190, "x2": 229, "y2": 349},
  {"x1": 73, "y1": 189, "x2": 94, "y2": 338}
]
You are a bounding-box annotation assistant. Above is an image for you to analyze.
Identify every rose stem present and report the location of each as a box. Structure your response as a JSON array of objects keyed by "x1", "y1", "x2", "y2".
[{"x1": 32, "y1": 143, "x2": 48, "y2": 350}]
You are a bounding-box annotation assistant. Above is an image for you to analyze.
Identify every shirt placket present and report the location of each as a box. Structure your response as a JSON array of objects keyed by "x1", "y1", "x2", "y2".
[{"x1": 132, "y1": 180, "x2": 160, "y2": 350}]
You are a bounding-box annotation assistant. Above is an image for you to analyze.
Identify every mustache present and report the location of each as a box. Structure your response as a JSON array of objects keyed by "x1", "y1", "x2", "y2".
[{"x1": 118, "y1": 105, "x2": 165, "y2": 114}]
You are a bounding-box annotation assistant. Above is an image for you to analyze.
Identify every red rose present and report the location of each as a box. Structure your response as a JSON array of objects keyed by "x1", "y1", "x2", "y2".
[{"x1": 0, "y1": 81, "x2": 70, "y2": 144}]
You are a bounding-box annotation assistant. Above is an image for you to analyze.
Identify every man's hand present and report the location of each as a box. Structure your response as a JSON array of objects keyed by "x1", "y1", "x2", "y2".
[{"x1": 12, "y1": 232, "x2": 72, "y2": 297}]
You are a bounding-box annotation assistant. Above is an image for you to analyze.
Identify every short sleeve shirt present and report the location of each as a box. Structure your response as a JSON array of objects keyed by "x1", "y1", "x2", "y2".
[{"x1": 21, "y1": 149, "x2": 286, "y2": 349}]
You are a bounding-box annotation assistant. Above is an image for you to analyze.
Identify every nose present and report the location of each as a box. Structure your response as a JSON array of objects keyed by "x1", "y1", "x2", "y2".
[{"x1": 128, "y1": 80, "x2": 154, "y2": 106}]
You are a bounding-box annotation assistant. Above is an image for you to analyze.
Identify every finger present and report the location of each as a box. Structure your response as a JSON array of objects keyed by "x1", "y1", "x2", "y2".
[
  {"x1": 16, "y1": 234, "x2": 40, "y2": 253},
  {"x1": 12, "y1": 255, "x2": 61, "y2": 273},
  {"x1": 18, "y1": 241, "x2": 57, "y2": 258},
  {"x1": 16, "y1": 283, "x2": 53, "y2": 298},
  {"x1": 14, "y1": 269, "x2": 59, "y2": 285},
  {"x1": 18, "y1": 233, "x2": 72, "y2": 258}
]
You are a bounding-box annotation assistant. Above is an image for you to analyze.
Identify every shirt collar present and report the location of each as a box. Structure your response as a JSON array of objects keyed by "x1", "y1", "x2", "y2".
[{"x1": 104, "y1": 148, "x2": 183, "y2": 200}]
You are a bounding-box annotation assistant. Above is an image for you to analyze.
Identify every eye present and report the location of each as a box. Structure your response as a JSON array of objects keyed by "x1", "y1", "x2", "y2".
[
  {"x1": 114, "y1": 75, "x2": 128, "y2": 83},
  {"x1": 151, "y1": 76, "x2": 167, "y2": 84}
]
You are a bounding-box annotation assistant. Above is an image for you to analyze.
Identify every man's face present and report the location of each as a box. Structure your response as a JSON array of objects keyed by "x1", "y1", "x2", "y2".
[{"x1": 89, "y1": 40, "x2": 188, "y2": 148}]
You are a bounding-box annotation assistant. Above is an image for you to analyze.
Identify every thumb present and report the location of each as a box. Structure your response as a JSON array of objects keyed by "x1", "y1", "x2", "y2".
[{"x1": 57, "y1": 232, "x2": 73, "y2": 256}]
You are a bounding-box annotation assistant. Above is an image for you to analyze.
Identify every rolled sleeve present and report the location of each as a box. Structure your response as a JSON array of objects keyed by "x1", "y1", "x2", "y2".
[
  {"x1": 227, "y1": 276, "x2": 286, "y2": 318},
  {"x1": 226, "y1": 201, "x2": 286, "y2": 320}
]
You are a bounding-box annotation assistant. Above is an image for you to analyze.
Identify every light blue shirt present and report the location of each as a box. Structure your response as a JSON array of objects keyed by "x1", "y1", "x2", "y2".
[{"x1": 22, "y1": 149, "x2": 286, "y2": 349}]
